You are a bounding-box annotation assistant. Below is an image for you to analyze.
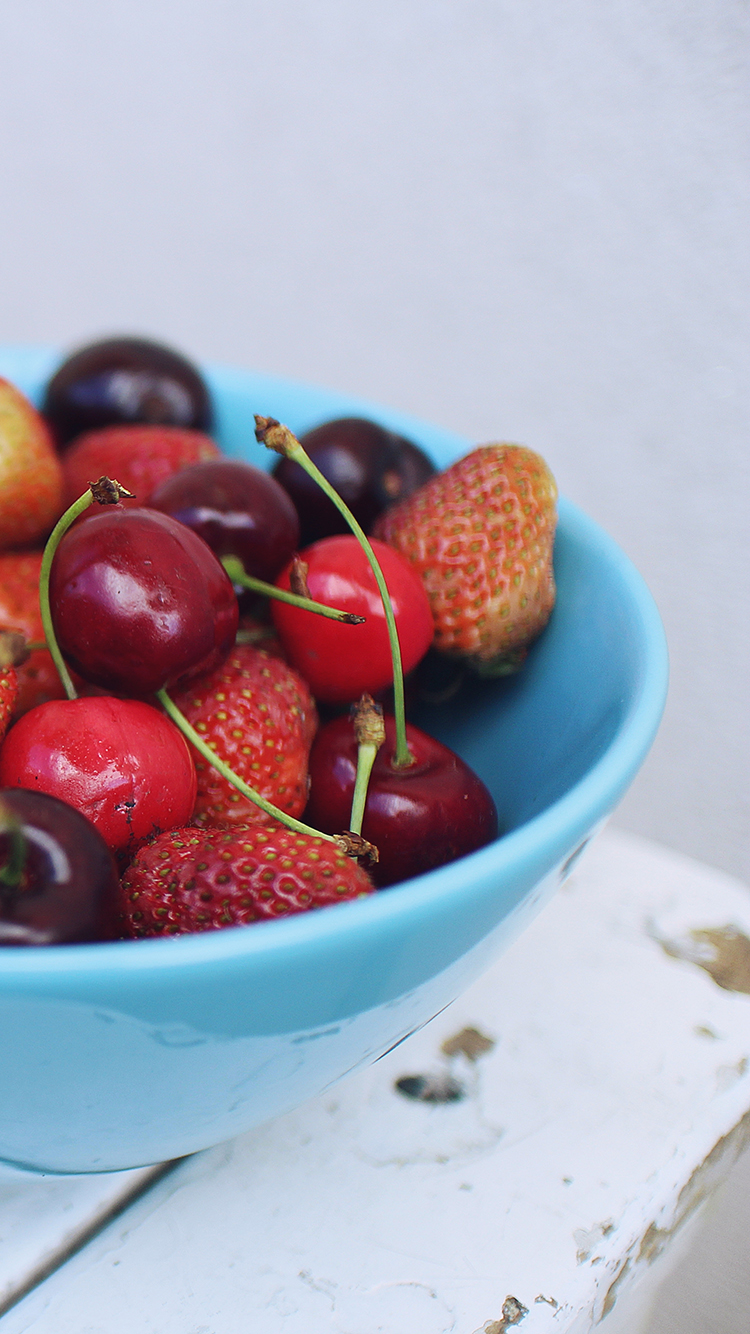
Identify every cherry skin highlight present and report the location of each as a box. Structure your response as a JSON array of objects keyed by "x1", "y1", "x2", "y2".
[
  {"x1": 48, "y1": 507, "x2": 238, "y2": 696},
  {"x1": 305, "y1": 713, "x2": 498, "y2": 887},
  {"x1": 0, "y1": 787, "x2": 121, "y2": 945},
  {"x1": 271, "y1": 536, "x2": 433, "y2": 704},
  {"x1": 0, "y1": 697, "x2": 197, "y2": 860}
]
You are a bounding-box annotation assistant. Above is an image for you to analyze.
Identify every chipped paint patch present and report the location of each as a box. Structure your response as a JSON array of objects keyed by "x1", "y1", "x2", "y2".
[
  {"x1": 574, "y1": 1220, "x2": 614, "y2": 1263},
  {"x1": 716, "y1": 1056, "x2": 748, "y2": 1092},
  {"x1": 638, "y1": 1109, "x2": 750, "y2": 1267},
  {"x1": 655, "y1": 923, "x2": 750, "y2": 993},
  {"x1": 477, "y1": 1294, "x2": 529, "y2": 1331},
  {"x1": 393, "y1": 1024, "x2": 495, "y2": 1107},
  {"x1": 441, "y1": 1026, "x2": 496, "y2": 1062},
  {"x1": 601, "y1": 1258, "x2": 630, "y2": 1318},
  {"x1": 394, "y1": 1073, "x2": 465, "y2": 1103}
]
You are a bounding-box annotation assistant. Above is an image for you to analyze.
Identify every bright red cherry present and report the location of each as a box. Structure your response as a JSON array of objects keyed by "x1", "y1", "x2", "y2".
[
  {"x1": 0, "y1": 697, "x2": 197, "y2": 860},
  {"x1": 48, "y1": 507, "x2": 238, "y2": 696},
  {"x1": 147, "y1": 458, "x2": 300, "y2": 583},
  {"x1": 0, "y1": 787, "x2": 120, "y2": 944},
  {"x1": 304, "y1": 713, "x2": 498, "y2": 887},
  {"x1": 271, "y1": 536, "x2": 434, "y2": 704}
]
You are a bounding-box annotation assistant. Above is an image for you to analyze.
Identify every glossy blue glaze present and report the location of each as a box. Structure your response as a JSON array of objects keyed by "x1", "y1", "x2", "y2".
[{"x1": 0, "y1": 349, "x2": 668, "y2": 1172}]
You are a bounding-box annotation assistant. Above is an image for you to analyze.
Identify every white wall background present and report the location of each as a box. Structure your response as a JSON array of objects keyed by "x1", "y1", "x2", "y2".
[
  {"x1": 1, "y1": 1, "x2": 747, "y2": 882},
  {"x1": 0, "y1": 5, "x2": 748, "y2": 1328},
  {"x1": 2, "y1": 0, "x2": 747, "y2": 884}
]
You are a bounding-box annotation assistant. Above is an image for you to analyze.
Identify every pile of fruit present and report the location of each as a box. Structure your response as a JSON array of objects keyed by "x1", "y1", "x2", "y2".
[{"x1": 0, "y1": 337, "x2": 558, "y2": 946}]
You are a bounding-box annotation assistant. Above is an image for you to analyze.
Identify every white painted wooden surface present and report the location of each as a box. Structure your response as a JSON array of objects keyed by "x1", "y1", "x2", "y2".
[
  {"x1": 0, "y1": 1164, "x2": 168, "y2": 1319},
  {"x1": 1, "y1": 827, "x2": 749, "y2": 1333}
]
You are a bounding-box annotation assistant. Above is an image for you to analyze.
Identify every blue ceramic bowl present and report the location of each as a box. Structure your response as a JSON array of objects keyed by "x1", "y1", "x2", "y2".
[{"x1": 0, "y1": 348, "x2": 667, "y2": 1173}]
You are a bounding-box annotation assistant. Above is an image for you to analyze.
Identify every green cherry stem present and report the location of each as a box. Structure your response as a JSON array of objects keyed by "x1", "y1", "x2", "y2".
[
  {"x1": 255, "y1": 416, "x2": 414, "y2": 769},
  {"x1": 221, "y1": 556, "x2": 366, "y2": 625},
  {"x1": 348, "y1": 696, "x2": 386, "y2": 836},
  {"x1": 39, "y1": 492, "x2": 94, "y2": 700},
  {"x1": 156, "y1": 687, "x2": 341, "y2": 846},
  {"x1": 38, "y1": 478, "x2": 136, "y2": 701}
]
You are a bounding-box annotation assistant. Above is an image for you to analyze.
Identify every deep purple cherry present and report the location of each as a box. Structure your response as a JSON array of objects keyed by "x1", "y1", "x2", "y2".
[
  {"x1": 0, "y1": 788, "x2": 120, "y2": 945},
  {"x1": 147, "y1": 458, "x2": 300, "y2": 584},
  {"x1": 43, "y1": 336, "x2": 213, "y2": 449},
  {"x1": 273, "y1": 417, "x2": 436, "y2": 546}
]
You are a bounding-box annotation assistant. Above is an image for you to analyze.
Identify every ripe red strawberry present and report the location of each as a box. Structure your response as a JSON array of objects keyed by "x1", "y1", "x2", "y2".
[
  {"x1": 119, "y1": 823, "x2": 374, "y2": 936},
  {"x1": 0, "y1": 667, "x2": 18, "y2": 742},
  {"x1": 374, "y1": 443, "x2": 558, "y2": 671},
  {"x1": 61, "y1": 424, "x2": 221, "y2": 511},
  {"x1": 0, "y1": 378, "x2": 64, "y2": 551},
  {"x1": 170, "y1": 644, "x2": 318, "y2": 829},
  {"x1": 0, "y1": 551, "x2": 67, "y2": 717}
]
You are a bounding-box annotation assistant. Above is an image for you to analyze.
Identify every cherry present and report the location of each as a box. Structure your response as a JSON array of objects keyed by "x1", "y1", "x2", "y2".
[
  {"x1": 304, "y1": 713, "x2": 498, "y2": 887},
  {"x1": 0, "y1": 787, "x2": 121, "y2": 945},
  {"x1": 0, "y1": 697, "x2": 197, "y2": 861},
  {"x1": 43, "y1": 336, "x2": 213, "y2": 449},
  {"x1": 271, "y1": 536, "x2": 434, "y2": 704},
  {"x1": 48, "y1": 507, "x2": 238, "y2": 696},
  {"x1": 147, "y1": 458, "x2": 300, "y2": 584},
  {"x1": 273, "y1": 417, "x2": 436, "y2": 546}
]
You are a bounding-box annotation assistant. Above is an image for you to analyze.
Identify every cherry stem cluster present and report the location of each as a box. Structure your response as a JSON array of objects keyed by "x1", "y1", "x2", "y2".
[
  {"x1": 348, "y1": 695, "x2": 386, "y2": 836},
  {"x1": 255, "y1": 416, "x2": 414, "y2": 770},
  {"x1": 38, "y1": 478, "x2": 379, "y2": 860}
]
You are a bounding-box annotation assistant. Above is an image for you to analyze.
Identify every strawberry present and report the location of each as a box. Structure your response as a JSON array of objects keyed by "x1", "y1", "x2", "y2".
[
  {"x1": 119, "y1": 822, "x2": 374, "y2": 936},
  {"x1": 61, "y1": 424, "x2": 221, "y2": 510},
  {"x1": 0, "y1": 378, "x2": 64, "y2": 551},
  {"x1": 0, "y1": 551, "x2": 67, "y2": 716},
  {"x1": 374, "y1": 443, "x2": 558, "y2": 672},
  {"x1": 0, "y1": 667, "x2": 18, "y2": 742},
  {"x1": 170, "y1": 644, "x2": 318, "y2": 829}
]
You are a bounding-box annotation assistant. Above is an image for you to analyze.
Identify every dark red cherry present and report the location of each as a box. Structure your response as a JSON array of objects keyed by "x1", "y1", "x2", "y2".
[
  {"x1": 273, "y1": 417, "x2": 436, "y2": 546},
  {"x1": 48, "y1": 507, "x2": 238, "y2": 696},
  {"x1": 304, "y1": 713, "x2": 498, "y2": 887},
  {"x1": 43, "y1": 336, "x2": 213, "y2": 449},
  {"x1": 147, "y1": 458, "x2": 300, "y2": 584},
  {"x1": 0, "y1": 698, "x2": 197, "y2": 860},
  {"x1": 0, "y1": 787, "x2": 120, "y2": 944}
]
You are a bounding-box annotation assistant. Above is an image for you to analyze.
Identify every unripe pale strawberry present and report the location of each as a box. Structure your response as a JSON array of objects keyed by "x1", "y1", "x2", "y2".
[
  {"x1": 0, "y1": 379, "x2": 64, "y2": 551},
  {"x1": 375, "y1": 443, "x2": 557, "y2": 673}
]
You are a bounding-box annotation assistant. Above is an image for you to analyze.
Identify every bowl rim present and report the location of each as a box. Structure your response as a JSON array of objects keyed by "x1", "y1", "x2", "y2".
[{"x1": 0, "y1": 351, "x2": 668, "y2": 977}]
